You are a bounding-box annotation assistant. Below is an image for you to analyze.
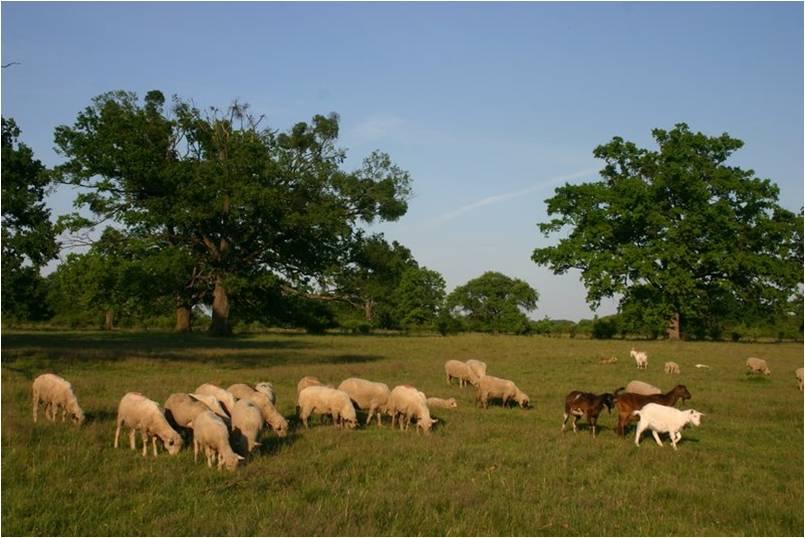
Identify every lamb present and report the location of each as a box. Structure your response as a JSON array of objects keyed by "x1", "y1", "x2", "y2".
[
  {"x1": 476, "y1": 375, "x2": 530, "y2": 409},
  {"x1": 297, "y1": 386, "x2": 358, "y2": 429},
  {"x1": 194, "y1": 383, "x2": 237, "y2": 415},
  {"x1": 227, "y1": 384, "x2": 288, "y2": 437},
  {"x1": 445, "y1": 360, "x2": 478, "y2": 387},
  {"x1": 795, "y1": 368, "x2": 803, "y2": 392},
  {"x1": 664, "y1": 361, "x2": 680, "y2": 375},
  {"x1": 426, "y1": 397, "x2": 458, "y2": 409},
  {"x1": 336, "y1": 378, "x2": 390, "y2": 426},
  {"x1": 630, "y1": 348, "x2": 648, "y2": 369},
  {"x1": 746, "y1": 357, "x2": 771, "y2": 375},
  {"x1": 633, "y1": 403, "x2": 703, "y2": 450},
  {"x1": 254, "y1": 382, "x2": 276, "y2": 405},
  {"x1": 387, "y1": 385, "x2": 437, "y2": 433},
  {"x1": 624, "y1": 380, "x2": 661, "y2": 396},
  {"x1": 191, "y1": 410, "x2": 244, "y2": 471},
  {"x1": 561, "y1": 391, "x2": 615, "y2": 437},
  {"x1": 465, "y1": 359, "x2": 488, "y2": 380},
  {"x1": 114, "y1": 392, "x2": 183, "y2": 457},
  {"x1": 32, "y1": 373, "x2": 85, "y2": 425},
  {"x1": 164, "y1": 393, "x2": 214, "y2": 430},
  {"x1": 231, "y1": 399, "x2": 264, "y2": 455}
]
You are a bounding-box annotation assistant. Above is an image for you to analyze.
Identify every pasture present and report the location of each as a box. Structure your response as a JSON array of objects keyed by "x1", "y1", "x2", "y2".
[{"x1": 2, "y1": 331, "x2": 803, "y2": 536}]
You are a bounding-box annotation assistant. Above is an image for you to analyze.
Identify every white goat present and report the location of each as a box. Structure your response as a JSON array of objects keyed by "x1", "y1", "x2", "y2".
[
  {"x1": 630, "y1": 348, "x2": 648, "y2": 370},
  {"x1": 632, "y1": 403, "x2": 703, "y2": 451}
]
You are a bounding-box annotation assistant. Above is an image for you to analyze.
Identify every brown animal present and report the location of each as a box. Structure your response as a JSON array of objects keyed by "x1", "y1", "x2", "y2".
[
  {"x1": 598, "y1": 356, "x2": 618, "y2": 364},
  {"x1": 561, "y1": 391, "x2": 615, "y2": 437},
  {"x1": 613, "y1": 384, "x2": 692, "y2": 436}
]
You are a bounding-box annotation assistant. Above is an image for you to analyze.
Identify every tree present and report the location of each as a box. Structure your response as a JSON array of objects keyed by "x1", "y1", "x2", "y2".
[
  {"x1": 394, "y1": 266, "x2": 446, "y2": 330},
  {"x1": 54, "y1": 91, "x2": 412, "y2": 335},
  {"x1": 446, "y1": 271, "x2": 538, "y2": 334},
  {"x1": 1, "y1": 118, "x2": 58, "y2": 321},
  {"x1": 533, "y1": 123, "x2": 803, "y2": 339}
]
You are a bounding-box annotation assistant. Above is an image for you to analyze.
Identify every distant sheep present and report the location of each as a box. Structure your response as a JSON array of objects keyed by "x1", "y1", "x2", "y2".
[
  {"x1": 445, "y1": 360, "x2": 478, "y2": 387},
  {"x1": 426, "y1": 397, "x2": 458, "y2": 409},
  {"x1": 297, "y1": 386, "x2": 358, "y2": 429},
  {"x1": 231, "y1": 399, "x2": 264, "y2": 455},
  {"x1": 114, "y1": 392, "x2": 183, "y2": 457},
  {"x1": 795, "y1": 368, "x2": 803, "y2": 392},
  {"x1": 623, "y1": 380, "x2": 661, "y2": 396},
  {"x1": 599, "y1": 355, "x2": 618, "y2": 365},
  {"x1": 630, "y1": 348, "x2": 648, "y2": 370},
  {"x1": 228, "y1": 384, "x2": 288, "y2": 438},
  {"x1": 337, "y1": 378, "x2": 391, "y2": 426},
  {"x1": 476, "y1": 375, "x2": 529, "y2": 409},
  {"x1": 695, "y1": 364, "x2": 711, "y2": 369},
  {"x1": 194, "y1": 383, "x2": 237, "y2": 415},
  {"x1": 746, "y1": 357, "x2": 771, "y2": 376},
  {"x1": 387, "y1": 385, "x2": 437, "y2": 433},
  {"x1": 32, "y1": 373, "x2": 85, "y2": 425},
  {"x1": 664, "y1": 362, "x2": 680, "y2": 375},
  {"x1": 633, "y1": 403, "x2": 703, "y2": 450},
  {"x1": 191, "y1": 410, "x2": 244, "y2": 471}
]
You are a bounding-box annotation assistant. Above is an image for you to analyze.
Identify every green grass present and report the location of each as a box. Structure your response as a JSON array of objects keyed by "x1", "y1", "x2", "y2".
[{"x1": 2, "y1": 331, "x2": 803, "y2": 536}]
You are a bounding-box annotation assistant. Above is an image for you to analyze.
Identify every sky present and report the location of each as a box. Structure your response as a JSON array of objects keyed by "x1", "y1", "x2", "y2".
[{"x1": 2, "y1": 2, "x2": 803, "y2": 321}]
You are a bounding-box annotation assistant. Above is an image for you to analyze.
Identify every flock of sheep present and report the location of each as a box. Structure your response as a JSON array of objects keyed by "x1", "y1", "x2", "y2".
[{"x1": 28, "y1": 349, "x2": 803, "y2": 470}]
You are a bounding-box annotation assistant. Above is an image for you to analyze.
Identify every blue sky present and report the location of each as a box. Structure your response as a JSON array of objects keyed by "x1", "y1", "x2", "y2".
[{"x1": 3, "y1": 2, "x2": 803, "y2": 321}]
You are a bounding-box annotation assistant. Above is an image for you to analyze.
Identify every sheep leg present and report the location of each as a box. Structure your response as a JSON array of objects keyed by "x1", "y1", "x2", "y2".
[
  {"x1": 651, "y1": 430, "x2": 663, "y2": 447},
  {"x1": 32, "y1": 392, "x2": 39, "y2": 422},
  {"x1": 561, "y1": 413, "x2": 568, "y2": 432},
  {"x1": 141, "y1": 432, "x2": 149, "y2": 457},
  {"x1": 61, "y1": 406, "x2": 67, "y2": 422},
  {"x1": 152, "y1": 435, "x2": 158, "y2": 457},
  {"x1": 634, "y1": 423, "x2": 646, "y2": 447},
  {"x1": 194, "y1": 438, "x2": 198, "y2": 463},
  {"x1": 128, "y1": 428, "x2": 137, "y2": 450},
  {"x1": 114, "y1": 421, "x2": 122, "y2": 448},
  {"x1": 590, "y1": 417, "x2": 597, "y2": 437}
]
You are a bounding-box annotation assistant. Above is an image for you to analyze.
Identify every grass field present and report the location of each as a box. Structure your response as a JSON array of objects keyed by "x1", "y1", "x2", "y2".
[{"x1": 2, "y1": 331, "x2": 803, "y2": 536}]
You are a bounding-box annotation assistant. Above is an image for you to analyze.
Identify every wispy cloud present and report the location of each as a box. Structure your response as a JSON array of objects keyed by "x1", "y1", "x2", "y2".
[
  {"x1": 432, "y1": 168, "x2": 599, "y2": 224},
  {"x1": 349, "y1": 114, "x2": 406, "y2": 143}
]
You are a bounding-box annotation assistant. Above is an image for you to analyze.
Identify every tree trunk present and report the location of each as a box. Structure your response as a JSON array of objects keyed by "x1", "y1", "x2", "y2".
[
  {"x1": 363, "y1": 299, "x2": 374, "y2": 323},
  {"x1": 209, "y1": 277, "x2": 232, "y2": 336},
  {"x1": 666, "y1": 312, "x2": 681, "y2": 340},
  {"x1": 104, "y1": 309, "x2": 114, "y2": 331},
  {"x1": 175, "y1": 302, "x2": 192, "y2": 333}
]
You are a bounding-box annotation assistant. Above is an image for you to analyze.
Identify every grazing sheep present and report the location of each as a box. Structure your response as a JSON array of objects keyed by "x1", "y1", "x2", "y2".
[
  {"x1": 387, "y1": 385, "x2": 437, "y2": 433},
  {"x1": 426, "y1": 397, "x2": 458, "y2": 409},
  {"x1": 445, "y1": 360, "x2": 478, "y2": 387},
  {"x1": 191, "y1": 410, "x2": 244, "y2": 471},
  {"x1": 254, "y1": 382, "x2": 276, "y2": 405},
  {"x1": 194, "y1": 383, "x2": 237, "y2": 415},
  {"x1": 613, "y1": 384, "x2": 692, "y2": 436},
  {"x1": 231, "y1": 399, "x2": 264, "y2": 455},
  {"x1": 32, "y1": 373, "x2": 85, "y2": 425},
  {"x1": 228, "y1": 384, "x2": 288, "y2": 438},
  {"x1": 630, "y1": 348, "x2": 648, "y2": 370},
  {"x1": 297, "y1": 386, "x2": 358, "y2": 429},
  {"x1": 297, "y1": 376, "x2": 328, "y2": 397},
  {"x1": 561, "y1": 391, "x2": 615, "y2": 437},
  {"x1": 633, "y1": 403, "x2": 703, "y2": 450},
  {"x1": 476, "y1": 375, "x2": 530, "y2": 409},
  {"x1": 695, "y1": 364, "x2": 711, "y2": 369},
  {"x1": 795, "y1": 368, "x2": 803, "y2": 392},
  {"x1": 624, "y1": 380, "x2": 662, "y2": 396},
  {"x1": 599, "y1": 355, "x2": 618, "y2": 364},
  {"x1": 337, "y1": 378, "x2": 391, "y2": 426},
  {"x1": 114, "y1": 392, "x2": 183, "y2": 457},
  {"x1": 664, "y1": 361, "x2": 680, "y2": 375},
  {"x1": 164, "y1": 393, "x2": 213, "y2": 431},
  {"x1": 465, "y1": 359, "x2": 488, "y2": 380},
  {"x1": 746, "y1": 357, "x2": 771, "y2": 376},
  {"x1": 187, "y1": 392, "x2": 230, "y2": 419}
]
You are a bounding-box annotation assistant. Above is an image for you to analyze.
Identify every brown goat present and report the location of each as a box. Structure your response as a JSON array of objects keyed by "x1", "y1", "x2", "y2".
[
  {"x1": 613, "y1": 384, "x2": 692, "y2": 436},
  {"x1": 561, "y1": 391, "x2": 615, "y2": 437}
]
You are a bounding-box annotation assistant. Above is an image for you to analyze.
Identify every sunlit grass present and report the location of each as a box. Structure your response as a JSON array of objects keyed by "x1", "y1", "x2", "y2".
[{"x1": 2, "y1": 331, "x2": 802, "y2": 535}]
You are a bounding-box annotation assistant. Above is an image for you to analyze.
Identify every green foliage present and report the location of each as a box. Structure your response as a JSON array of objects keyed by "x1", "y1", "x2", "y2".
[
  {"x1": 1, "y1": 118, "x2": 58, "y2": 321},
  {"x1": 533, "y1": 123, "x2": 803, "y2": 338},
  {"x1": 591, "y1": 315, "x2": 619, "y2": 339},
  {"x1": 446, "y1": 271, "x2": 538, "y2": 334},
  {"x1": 394, "y1": 266, "x2": 446, "y2": 330}
]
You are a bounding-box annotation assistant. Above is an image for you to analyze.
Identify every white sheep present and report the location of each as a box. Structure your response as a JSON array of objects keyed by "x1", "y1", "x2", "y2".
[
  {"x1": 164, "y1": 393, "x2": 213, "y2": 429},
  {"x1": 476, "y1": 375, "x2": 530, "y2": 409},
  {"x1": 465, "y1": 359, "x2": 487, "y2": 380},
  {"x1": 624, "y1": 380, "x2": 662, "y2": 396},
  {"x1": 194, "y1": 383, "x2": 237, "y2": 415},
  {"x1": 114, "y1": 392, "x2": 183, "y2": 457},
  {"x1": 445, "y1": 360, "x2": 478, "y2": 387},
  {"x1": 632, "y1": 402, "x2": 703, "y2": 450},
  {"x1": 337, "y1": 377, "x2": 391, "y2": 426},
  {"x1": 426, "y1": 397, "x2": 458, "y2": 409},
  {"x1": 630, "y1": 348, "x2": 648, "y2": 370},
  {"x1": 228, "y1": 384, "x2": 288, "y2": 438},
  {"x1": 746, "y1": 357, "x2": 771, "y2": 375},
  {"x1": 191, "y1": 410, "x2": 244, "y2": 471},
  {"x1": 188, "y1": 392, "x2": 230, "y2": 419},
  {"x1": 387, "y1": 385, "x2": 437, "y2": 433},
  {"x1": 32, "y1": 373, "x2": 85, "y2": 425},
  {"x1": 231, "y1": 399, "x2": 264, "y2": 455},
  {"x1": 664, "y1": 361, "x2": 680, "y2": 375},
  {"x1": 297, "y1": 376, "x2": 325, "y2": 397},
  {"x1": 254, "y1": 382, "x2": 276, "y2": 405},
  {"x1": 297, "y1": 386, "x2": 357, "y2": 429},
  {"x1": 795, "y1": 368, "x2": 803, "y2": 392},
  {"x1": 695, "y1": 364, "x2": 711, "y2": 369}
]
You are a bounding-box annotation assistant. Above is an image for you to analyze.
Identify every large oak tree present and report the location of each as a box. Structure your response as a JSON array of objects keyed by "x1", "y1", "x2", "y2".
[{"x1": 532, "y1": 123, "x2": 803, "y2": 339}]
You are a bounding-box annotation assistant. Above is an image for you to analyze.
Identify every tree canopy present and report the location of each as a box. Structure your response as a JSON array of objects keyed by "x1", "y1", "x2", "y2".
[
  {"x1": 446, "y1": 271, "x2": 538, "y2": 334},
  {"x1": 54, "y1": 91, "x2": 412, "y2": 335},
  {"x1": 532, "y1": 123, "x2": 803, "y2": 339}
]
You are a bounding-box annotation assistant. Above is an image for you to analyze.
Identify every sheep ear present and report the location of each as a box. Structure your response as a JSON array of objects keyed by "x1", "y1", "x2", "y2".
[
  {"x1": 430, "y1": 418, "x2": 438, "y2": 424},
  {"x1": 236, "y1": 454, "x2": 245, "y2": 460},
  {"x1": 186, "y1": 420, "x2": 193, "y2": 428}
]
